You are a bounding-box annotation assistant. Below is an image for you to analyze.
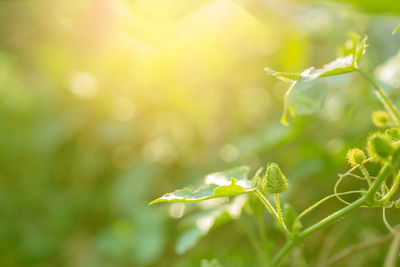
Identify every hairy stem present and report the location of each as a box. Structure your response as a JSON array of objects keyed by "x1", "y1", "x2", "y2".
[
  {"x1": 381, "y1": 171, "x2": 400, "y2": 203},
  {"x1": 269, "y1": 149, "x2": 400, "y2": 266},
  {"x1": 357, "y1": 69, "x2": 400, "y2": 125},
  {"x1": 274, "y1": 193, "x2": 291, "y2": 239},
  {"x1": 255, "y1": 189, "x2": 292, "y2": 239},
  {"x1": 365, "y1": 161, "x2": 392, "y2": 204},
  {"x1": 293, "y1": 190, "x2": 365, "y2": 232},
  {"x1": 297, "y1": 195, "x2": 366, "y2": 239},
  {"x1": 360, "y1": 164, "x2": 372, "y2": 187},
  {"x1": 255, "y1": 189, "x2": 279, "y2": 220}
]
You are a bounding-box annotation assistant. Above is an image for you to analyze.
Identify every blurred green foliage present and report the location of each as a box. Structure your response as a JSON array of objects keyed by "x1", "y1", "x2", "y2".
[{"x1": 0, "y1": 0, "x2": 399, "y2": 266}]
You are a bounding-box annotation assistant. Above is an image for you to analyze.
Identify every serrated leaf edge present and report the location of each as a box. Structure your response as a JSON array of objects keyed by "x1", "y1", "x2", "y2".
[{"x1": 149, "y1": 177, "x2": 255, "y2": 205}]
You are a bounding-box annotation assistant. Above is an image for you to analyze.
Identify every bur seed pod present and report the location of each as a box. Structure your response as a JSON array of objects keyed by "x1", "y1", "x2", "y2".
[
  {"x1": 346, "y1": 148, "x2": 366, "y2": 167},
  {"x1": 367, "y1": 133, "x2": 395, "y2": 162},
  {"x1": 372, "y1": 110, "x2": 390, "y2": 128},
  {"x1": 386, "y1": 128, "x2": 400, "y2": 140},
  {"x1": 262, "y1": 162, "x2": 288, "y2": 194}
]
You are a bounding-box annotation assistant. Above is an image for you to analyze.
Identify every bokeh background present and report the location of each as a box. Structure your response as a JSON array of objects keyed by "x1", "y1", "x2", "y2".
[{"x1": 1, "y1": 0, "x2": 400, "y2": 266}]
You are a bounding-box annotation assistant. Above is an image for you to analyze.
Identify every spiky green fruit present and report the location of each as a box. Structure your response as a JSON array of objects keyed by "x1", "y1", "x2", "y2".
[
  {"x1": 346, "y1": 148, "x2": 366, "y2": 167},
  {"x1": 262, "y1": 163, "x2": 288, "y2": 194},
  {"x1": 386, "y1": 128, "x2": 400, "y2": 140},
  {"x1": 372, "y1": 110, "x2": 390, "y2": 128},
  {"x1": 367, "y1": 133, "x2": 395, "y2": 162}
]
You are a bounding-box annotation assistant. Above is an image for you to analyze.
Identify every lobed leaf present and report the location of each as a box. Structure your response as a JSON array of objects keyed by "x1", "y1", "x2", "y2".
[
  {"x1": 266, "y1": 35, "x2": 367, "y2": 125},
  {"x1": 149, "y1": 166, "x2": 254, "y2": 204}
]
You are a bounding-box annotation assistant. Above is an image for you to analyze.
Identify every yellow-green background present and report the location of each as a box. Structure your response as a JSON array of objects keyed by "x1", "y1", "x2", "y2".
[{"x1": 0, "y1": 0, "x2": 399, "y2": 266}]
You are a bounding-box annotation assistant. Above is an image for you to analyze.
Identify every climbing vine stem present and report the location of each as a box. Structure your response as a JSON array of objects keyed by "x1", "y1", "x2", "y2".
[
  {"x1": 265, "y1": 148, "x2": 400, "y2": 266},
  {"x1": 357, "y1": 69, "x2": 400, "y2": 125}
]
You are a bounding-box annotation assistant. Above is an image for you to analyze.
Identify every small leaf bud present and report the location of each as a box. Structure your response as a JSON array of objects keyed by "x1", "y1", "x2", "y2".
[
  {"x1": 367, "y1": 133, "x2": 395, "y2": 162},
  {"x1": 262, "y1": 163, "x2": 288, "y2": 194},
  {"x1": 372, "y1": 110, "x2": 390, "y2": 128},
  {"x1": 346, "y1": 148, "x2": 366, "y2": 167}
]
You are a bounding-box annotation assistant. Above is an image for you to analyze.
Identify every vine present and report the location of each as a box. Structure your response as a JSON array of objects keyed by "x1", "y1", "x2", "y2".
[{"x1": 150, "y1": 32, "x2": 400, "y2": 266}]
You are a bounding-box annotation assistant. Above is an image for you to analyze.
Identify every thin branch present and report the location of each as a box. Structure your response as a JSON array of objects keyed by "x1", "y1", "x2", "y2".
[
  {"x1": 334, "y1": 175, "x2": 351, "y2": 205},
  {"x1": 274, "y1": 193, "x2": 291, "y2": 239},
  {"x1": 384, "y1": 232, "x2": 400, "y2": 267},
  {"x1": 360, "y1": 164, "x2": 372, "y2": 186},
  {"x1": 383, "y1": 208, "x2": 394, "y2": 234},
  {"x1": 318, "y1": 234, "x2": 393, "y2": 267},
  {"x1": 255, "y1": 189, "x2": 278, "y2": 220},
  {"x1": 381, "y1": 171, "x2": 400, "y2": 203},
  {"x1": 293, "y1": 190, "x2": 366, "y2": 232},
  {"x1": 357, "y1": 69, "x2": 400, "y2": 125},
  {"x1": 255, "y1": 189, "x2": 292, "y2": 239}
]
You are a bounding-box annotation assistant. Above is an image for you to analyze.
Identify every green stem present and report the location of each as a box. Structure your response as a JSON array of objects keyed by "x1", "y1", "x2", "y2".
[
  {"x1": 381, "y1": 171, "x2": 400, "y2": 203},
  {"x1": 255, "y1": 189, "x2": 279, "y2": 220},
  {"x1": 274, "y1": 193, "x2": 291, "y2": 239},
  {"x1": 365, "y1": 161, "x2": 391, "y2": 204},
  {"x1": 301, "y1": 158, "x2": 394, "y2": 239},
  {"x1": 357, "y1": 69, "x2": 400, "y2": 125},
  {"x1": 297, "y1": 196, "x2": 366, "y2": 239},
  {"x1": 267, "y1": 240, "x2": 296, "y2": 267},
  {"x1": 360, "y1": 164, "x2": 372, "y2": 187},
  {"x1": 384, "y1": 232, "x2": 400, "y2": 267},
  {"x1": 275, "y1": 194, "x2": 282, "y2": 221},
  {"x1": 269, "y1": 150, "x2": 400, "y2": 266},
  {"x1": 293, "y1": 190, "x2": 366, "y2": 232},
  {"x1": 334, "y1": 174, "x2": 351, "y2": 205},
  {"x1": 267, "y1": 196, "x2": 367, "y2": 267},
  {"x1": 255, "y1": 189, "x2": 292, "y2": 239},
  {"x1": 383, "y1": 208, "x2": 394, "y2": 233}
]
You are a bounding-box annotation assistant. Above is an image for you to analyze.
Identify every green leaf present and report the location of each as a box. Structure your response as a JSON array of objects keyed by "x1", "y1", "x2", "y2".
[
  {"x1": 281, "y1": 68, "x2": 328, "y2": 125},
  {"x1": 264, "y1": 67, "x2": 300, "y2": 83},
  {"x1": 393, "y1": 25, "x2": 400, "y2": 35},
  {"x1": 339, "y1": 33, "x2": 367, "y2": 67},
  {"x1": 149, "y1": 166, "x2": 254, "y2": 204},
  {"x1": 176, "y1": 228, "x2": 204, "y2": 254},
  {"x1": 316, "y1": 56, "x2": 355, "y2": 77},
  {"x1": 175, "y1": 195, "x2": 248, "y2": 254},
  {"x1": 267, "y1": 35, "x2": 367, "y2": 125},
  {"x1": 266, "y1": 35, "x2": 367, "y2": 83},
  {"x1": 354, "y1": 35, "x2": 368, "y2": 65}
]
